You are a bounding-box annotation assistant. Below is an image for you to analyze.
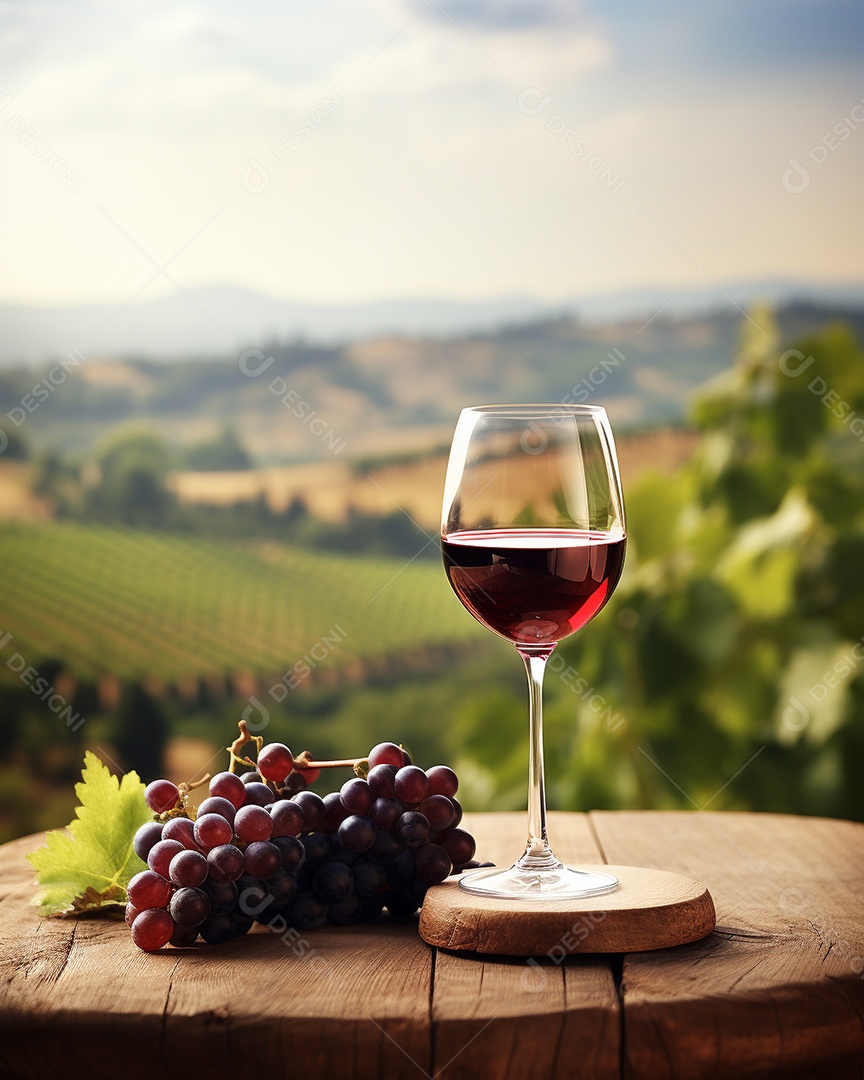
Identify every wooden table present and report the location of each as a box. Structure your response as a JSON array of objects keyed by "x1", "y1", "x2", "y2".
[{"x1": 1, "y1": 811, "x2": 863, "y2": 1080}]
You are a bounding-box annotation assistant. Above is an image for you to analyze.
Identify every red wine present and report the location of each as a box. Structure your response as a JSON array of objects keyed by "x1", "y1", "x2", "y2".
[{"x1": 442, "y1": 528, "x2": 626, "y2": 646}]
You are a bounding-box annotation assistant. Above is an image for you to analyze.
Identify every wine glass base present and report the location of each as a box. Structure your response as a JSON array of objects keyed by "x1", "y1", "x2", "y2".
[{"x1": 458, "y1": 863, "x2": 619, "y2": 901}]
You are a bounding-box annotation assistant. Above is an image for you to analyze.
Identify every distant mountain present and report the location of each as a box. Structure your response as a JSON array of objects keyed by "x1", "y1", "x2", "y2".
[
  {"x1": 0, "y1": 280, "x2": 860, "y2": 365},
  {"x1": 2, "y1": 300, "x2": 863, "y2": 464}
]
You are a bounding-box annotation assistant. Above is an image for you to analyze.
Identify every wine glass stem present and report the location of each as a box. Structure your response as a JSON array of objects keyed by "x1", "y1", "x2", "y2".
[{"x1": 516, "y1": 645, "x2": 561, "y2": 873}]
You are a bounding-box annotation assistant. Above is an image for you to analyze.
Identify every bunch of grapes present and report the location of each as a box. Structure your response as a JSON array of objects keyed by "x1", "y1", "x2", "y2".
[{"x1": 126, "y1": 741, "x2": 480, "y2": 952}]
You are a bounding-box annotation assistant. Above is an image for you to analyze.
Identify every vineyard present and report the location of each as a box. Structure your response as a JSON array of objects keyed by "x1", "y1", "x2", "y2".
[{"x1": 0, "y1": 522, "x2": 486, "y2": 696}]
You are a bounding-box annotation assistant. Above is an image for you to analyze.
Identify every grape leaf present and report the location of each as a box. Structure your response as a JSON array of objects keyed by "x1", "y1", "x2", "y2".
[{"x1": 27, "y1": 751, "x2": 153, "y2": 916}]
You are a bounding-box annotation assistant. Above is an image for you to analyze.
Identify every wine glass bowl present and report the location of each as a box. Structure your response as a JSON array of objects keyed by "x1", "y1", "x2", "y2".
[{"x1": 441, "y1": 405, "x2": 626, "y2": 900}]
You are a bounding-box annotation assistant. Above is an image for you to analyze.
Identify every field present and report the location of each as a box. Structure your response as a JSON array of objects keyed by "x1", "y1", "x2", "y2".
[
  {"x1": 0, "y1": 521, "x2": 487, "y2": 695},
  {"x1": 171, "y1": 428, "x2": 701, "y2": 529}
]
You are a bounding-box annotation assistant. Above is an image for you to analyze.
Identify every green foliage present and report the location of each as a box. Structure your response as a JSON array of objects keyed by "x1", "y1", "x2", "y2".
[
  {"x1": 88, "y1": 429, "x2": 176, "y2": 526},
  {"x1": 26, "y1": 751, "x2": 150, "y2": 915},
  {"x1": 185, "y1": 426, "x2": 253, "y2": 471},
  {"x1": 456, "y1": 312, "x2": 864, "y2": 820}
]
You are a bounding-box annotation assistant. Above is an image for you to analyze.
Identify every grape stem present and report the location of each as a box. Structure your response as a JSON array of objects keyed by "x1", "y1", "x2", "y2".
[
  {"x1": 294, "y1": 751, "x2": 369, "y2": 776},
  {"x1": 227, "y1": 720, "x2": 264, "y2": 774}
]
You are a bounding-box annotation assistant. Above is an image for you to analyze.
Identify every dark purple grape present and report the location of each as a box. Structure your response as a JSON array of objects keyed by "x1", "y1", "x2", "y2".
[
  {"x1": 268, "y1": 868, "x2": 298, "y2": 906},
  {"x1": 230, "y1": 911, "x2": 255, "y2": 937},
  {"x1": 394, "y1": 766, "x2": 428, "y2": 805},
  {"x1": 341, "y1": 778, "x2": 375, "y2": 815},
  {"x1": 282, "y1": 772, "x2": 308, "y2": 795},
  {"x1": 133, "y1": 821, "x2": 164, "y2": 861},
  {"x1": 243, "y1": 782, "x2": 276, "y2": 807},
  {"x1": 202, "y1": 877, "x2": 238, "y2": 915},
  {"x1": 330, "y1": 835, "x2": 362, "y2": 866},
  {"x1": 338, "y1": 815, "x2": 377, "y2": 853},
  {"x1": 322, "y1": 792, "x2": 350, "y2": 833},
  {"x1": 193, "y1": 813, "x2": 233, "y2": 851},
  {"x1": 234, "y1": 804, "x2": 273, "y2": 842},
  {"x1": 209, "y1": 771, "x2": 247, "y2": 810},
  {"x1": 270, "y1": 800, "x2": 305, "y2": 837},
  {"x1": 313, "y1": 861, "x2": 354, "y2": 904},
  {"x1": 244, "y1": 841, "x2": 282, "y2": 879},
  {"x1": 271, "y1": 835, "x2": 306, "y2": 872},
  {"x1": 200, "y1": 914, "x2": 233, "y2": 944},
  {"x1": 327, "y1": 894, "x2": 364, "y2": 925},
  {"x1": 384, "y1": 891, "x2": 420, "y2": 918},
  {"x1": 207, "y1": 843, "x2": 245, "y2": 883},
  {"x1": 169, "y1": 922, "x2": 199, "y2": 947},
  {"x1": 450, "y1": 797, "x2": 463, "y2": 828},
  {"x1": 288, "y1": 892, "x2": 328, "y2": 931},
  {"x1": 395, "y1": 811, "x2": 430, "y2": 848},
  {"x1": 300, "y1": 832, "x2": 332, "y2": 869},
  {"x1": 162, "y1": 816, "x2": 200, "y2": 851},
  {"x1": 415, "y1": 843, "x2": 453, "y2": 884},
  {"x1": 438, "y1": 827, "x2": 476, "y2": 867},
  {"x1": 368, "y1": 829, "x2": 404, "y2": 864},
  {"x1": 368, "y1": 797, "x2": 402, "y2": 830},
  {"x1": 169, "y1": 849, "x2": 208, "y2": 888},
  {"x1": 353, "y1": 858, "x2": 387, "y2": 898},
  {"x1": 131, "y1": 908, "x2": 174, "y2": 951},
  {"x1": 169, "y1": 887, "x2": 210, "y2": 926},
  {"x1": 197, "y1": 796, "x2": 236, "y2": 825},
  {"x1": 419, "y1": 795, "x2": 457, "y2": 832},
  {"x1": 367, "y1": 764, "x2": 398, "y2": 798},
  {"x1": 292, "y1": 790, "x2": 326, "y2": 831},
  {"x1": 425, "y1": 765, "x2": 458, "y2": 798},
  {"x1": 241, "y1": 770, "x2": 263, "y2": 785}
]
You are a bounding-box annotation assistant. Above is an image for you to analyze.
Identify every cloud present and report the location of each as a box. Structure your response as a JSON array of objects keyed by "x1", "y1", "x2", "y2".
[{"x1": 411, "y1": 0, "x2": 586, "y2": 31}]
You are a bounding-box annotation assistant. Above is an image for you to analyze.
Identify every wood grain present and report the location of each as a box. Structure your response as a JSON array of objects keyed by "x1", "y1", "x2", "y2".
[
  {"x1": 2, "y1": 812, "x2": 863, "y2": 1080},
  {"x1": 420, "y1": 865, "x2": 715, "y2": 955},
  {"x1": 427, "y1": 812, "x2": 621, "y2": 1080},
  {"x1": 591, "y1": 811, "x2": 864, "y2": 1080}
]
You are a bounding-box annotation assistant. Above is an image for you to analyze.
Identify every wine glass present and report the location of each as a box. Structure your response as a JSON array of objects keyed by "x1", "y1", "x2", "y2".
[{"x1": 441, "y1": 404, "x2": 626, "y2": 900}]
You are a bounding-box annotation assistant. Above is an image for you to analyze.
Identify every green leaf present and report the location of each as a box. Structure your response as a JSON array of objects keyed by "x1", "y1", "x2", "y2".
[{"x1": 27, "y1": 751, "x2": 152, "y2": 916}]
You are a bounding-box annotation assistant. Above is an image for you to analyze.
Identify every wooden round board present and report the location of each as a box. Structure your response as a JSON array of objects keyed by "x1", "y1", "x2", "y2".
[{"x1": 419, "y1": 864, "x2": 716, "y2": 956}]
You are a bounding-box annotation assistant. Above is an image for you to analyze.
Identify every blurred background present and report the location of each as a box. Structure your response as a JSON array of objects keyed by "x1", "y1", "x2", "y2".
[{"x1": 1, "y1": 0, "x2": 862, "y2": 840}]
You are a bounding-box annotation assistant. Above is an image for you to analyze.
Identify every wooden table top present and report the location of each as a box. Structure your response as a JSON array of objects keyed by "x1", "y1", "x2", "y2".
[{"x1": 1, "y1": 810, "x2": 863, "y2": 1080}]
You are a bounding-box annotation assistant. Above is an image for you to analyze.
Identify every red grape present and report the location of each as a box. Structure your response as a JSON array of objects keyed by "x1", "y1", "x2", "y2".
[
  {"x1": 270, "y1": 800, "x2": 305, "y2": 837},
  {"x1": 294, "y1": 752, "x2": 320, "y2": 784},
  {"x1": 394, "y1": 766, "x2": 428, "y2": 805},
  {"x1": 368, "y1": 797, "x2": 402, "y2": 829},
  {"x1": 367, "y1": 764, "x2": 398, "y2": 797},
  {"x1": 169, "y1": 887, "x2": 210, "y2": 927},
  {"x1": 162, "y1": 816, "x2": 199, "y2": 851},
  {"x1": 197, "y1": 796, "x2": 236, "y2": 825},
  {"x1": 234, "y1": 804, "x2": 273, "y2": 843},
  {"x1": 125, "y1": 902, "x2": 141, "y2": 927},
  {"x1": 243, "y1": 782, "x2": 276, "y2": 807},
  {"x1": 341, "y1": 778, "x2": 375, "y2": 815},
  {"x1": 144, "y1": 779, "x2": 180, "y2": 814},
  {"x1": 292, "y1": 790, "x2": 325, "y2": 831},
  {"x1": 169, "y1": 849, "x2": 208, "y2": 888},
  {"x1": 257, "y1": 742, "x2": 294, "y2": 782},
  {"x1": 419, "y1": 795, "x2": 457, "y2": 832},
  {"x1": 147, "y1": 839, "x2": 185, "y2": 878},
  {"x1": 193, "y1": 813, "x2": 233, "y2": 851},
  {"x1": 425, "y1": 765, "x2": 458, "y2": 798},
  {"x1": 368, "y1": 742, "x2": 406, "y2": 769},
  {"x1": 131, "y1": 908, "x2": 174, "y2": 951},
  {"x1": 127, "y1": 869, "x2": 171, "y2": 910},
  {"x1": 208, "y1": 771, "x2": 246, "y2": 810},
  {"x1": 322, "y1": 792, "x2": 349, "y2": 832}
]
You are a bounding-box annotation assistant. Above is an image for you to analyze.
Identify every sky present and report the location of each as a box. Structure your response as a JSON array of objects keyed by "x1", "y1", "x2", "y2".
[{"x1": 1, "y1": 0, "x2": 862, "y2": 307}]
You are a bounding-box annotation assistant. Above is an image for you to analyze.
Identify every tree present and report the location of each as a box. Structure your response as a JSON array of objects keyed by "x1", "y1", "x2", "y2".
[{"x1": 89, "y1": 430, "x2": 176, "y2": 526}]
